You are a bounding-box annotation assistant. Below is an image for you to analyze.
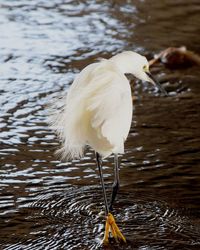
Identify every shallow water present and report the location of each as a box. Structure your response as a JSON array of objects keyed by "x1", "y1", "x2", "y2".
[{"x1": 0, "y1": 0, "x2": 200, "y2": 249}]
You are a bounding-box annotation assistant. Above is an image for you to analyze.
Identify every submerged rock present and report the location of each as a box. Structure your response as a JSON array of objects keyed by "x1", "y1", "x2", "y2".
[{"x1": 149, "y1": 47, "x2": 200, "y2": 69}]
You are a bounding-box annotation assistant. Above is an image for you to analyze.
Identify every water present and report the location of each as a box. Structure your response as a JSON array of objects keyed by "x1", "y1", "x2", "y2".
[{"x1": 0, "y1": 0, "x2": 200, "y2": 249}]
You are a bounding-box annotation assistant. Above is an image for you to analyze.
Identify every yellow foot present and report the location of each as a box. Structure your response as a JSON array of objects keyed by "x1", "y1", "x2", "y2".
[{"x1": 102, "y1": 212, "x2": 126, "y2": 244}]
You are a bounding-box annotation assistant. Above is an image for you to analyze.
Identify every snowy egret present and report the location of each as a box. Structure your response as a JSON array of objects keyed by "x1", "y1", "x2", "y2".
[{"x1": 51, "y1": 51, "x2": 167, "y2": 244}]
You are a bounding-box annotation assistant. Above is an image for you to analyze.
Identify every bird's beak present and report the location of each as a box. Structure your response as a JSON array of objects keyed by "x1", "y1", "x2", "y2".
[{"x1": 146, "y1": 71, "x2": 168, "y2": 96}]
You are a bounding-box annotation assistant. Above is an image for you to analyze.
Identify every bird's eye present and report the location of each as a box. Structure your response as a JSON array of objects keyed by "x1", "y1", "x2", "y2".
[{"x1": 143, "y1": 65, "x2": 148, "y2": 72}]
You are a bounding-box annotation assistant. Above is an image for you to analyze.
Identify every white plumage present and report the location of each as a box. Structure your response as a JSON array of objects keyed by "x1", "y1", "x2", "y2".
[{"x1": 51, "y1": 51, "x2": 155, "y2": 159}]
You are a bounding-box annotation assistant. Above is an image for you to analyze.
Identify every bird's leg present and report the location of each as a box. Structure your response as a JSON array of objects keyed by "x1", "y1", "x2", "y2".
[
  {"x1": 96, "y1": 152, "x2": 110, "y2": 243},
  {"x1": 96, "y1": 152, "x2": 109, "y2": 215},
  {"x1": 96, "y1": 152, "x2": 126, "y2": 244},
  {"x1": 109, "y1": 154, "x2": 120, "y2": 211}
]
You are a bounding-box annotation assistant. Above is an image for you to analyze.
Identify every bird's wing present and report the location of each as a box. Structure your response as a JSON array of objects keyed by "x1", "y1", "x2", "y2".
[
  {"x1": 52, "y1": 60, "x2": 132, "y2": 159},
  {"x1": 86, "y1": 65, "x2": 133, "y2": 152}
]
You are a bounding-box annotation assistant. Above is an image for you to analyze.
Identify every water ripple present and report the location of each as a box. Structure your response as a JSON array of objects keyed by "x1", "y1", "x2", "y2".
[
  {"x1": 1, "y1": 0, "x2": 200, "y2": 249},
  {"x1": 1, "y1": 186, "x2": 200, "y2": 249}
]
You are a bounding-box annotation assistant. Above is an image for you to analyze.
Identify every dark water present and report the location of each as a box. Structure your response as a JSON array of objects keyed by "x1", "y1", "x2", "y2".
[{"x1": 0, "y1": 1, "x2": 200, "y2": 249}]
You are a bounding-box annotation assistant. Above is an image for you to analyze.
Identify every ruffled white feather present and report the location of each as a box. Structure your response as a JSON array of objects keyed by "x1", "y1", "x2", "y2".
[{"x1": 50, "y1": 53, "x2": 136, "y2": 159}]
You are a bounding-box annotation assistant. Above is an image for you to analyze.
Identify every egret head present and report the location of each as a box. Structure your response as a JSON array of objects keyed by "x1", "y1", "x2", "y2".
[{"x1": 111, "y1": 51, "x2": 167, "y2": 95}]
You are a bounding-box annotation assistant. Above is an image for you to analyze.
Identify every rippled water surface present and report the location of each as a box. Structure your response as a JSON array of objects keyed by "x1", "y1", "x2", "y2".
[{"x1": 0, "y1": 1, "x2": 200, "y2": 249}]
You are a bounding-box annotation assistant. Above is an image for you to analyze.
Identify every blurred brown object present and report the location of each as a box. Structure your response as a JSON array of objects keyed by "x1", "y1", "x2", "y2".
[{"x1": 149, "y1": 46, "x2": 200, "y2": 69}]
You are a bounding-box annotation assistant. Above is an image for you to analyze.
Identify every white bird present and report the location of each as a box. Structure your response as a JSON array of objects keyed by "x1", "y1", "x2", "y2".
[{"x1": 51, "y1": 51, "x2": 167, "y2": 244}]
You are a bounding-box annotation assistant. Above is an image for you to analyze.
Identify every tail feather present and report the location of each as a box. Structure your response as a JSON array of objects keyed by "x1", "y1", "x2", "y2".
[{"x1": 48, "y1": 97, "x2": 85, "y2": 160}]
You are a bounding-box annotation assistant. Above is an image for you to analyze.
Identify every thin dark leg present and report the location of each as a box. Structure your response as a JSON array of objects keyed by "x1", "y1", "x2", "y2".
[
  {"x1": 109, "y1": 154, "x2": 120, "y2": 211},
  {"x1": 96, "y1": 152, "x2": 109, "y2": 215}
]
